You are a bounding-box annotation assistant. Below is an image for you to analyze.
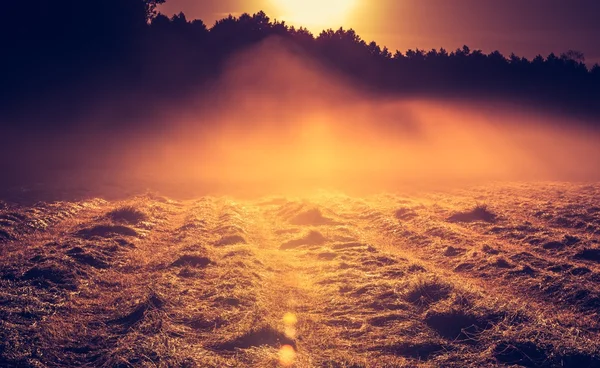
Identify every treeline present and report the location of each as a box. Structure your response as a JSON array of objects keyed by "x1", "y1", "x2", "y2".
[{"x1": 1, "y1": 2, "x2": 599, "y2": 129}]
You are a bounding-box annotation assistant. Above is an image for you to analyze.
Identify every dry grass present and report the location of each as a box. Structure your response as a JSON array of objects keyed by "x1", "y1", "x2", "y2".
[
  {"x1": 403, "y1": 276, "x2": 453, "y2": 307},
  {"x1": 448, "y1": 204, "x2": 497, "y2": 223},
  {"x1": 107, "y1": 206, "x2": 148, "y2": 225},
  {"x1": 1, "y1": 184, "x2": 600, "y2": 366}
]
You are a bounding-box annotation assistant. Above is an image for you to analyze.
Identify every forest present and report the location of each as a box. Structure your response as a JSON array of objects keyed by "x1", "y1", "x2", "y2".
[{"x1": 2, "y1": 0, "x2": 599, "y2": 130}]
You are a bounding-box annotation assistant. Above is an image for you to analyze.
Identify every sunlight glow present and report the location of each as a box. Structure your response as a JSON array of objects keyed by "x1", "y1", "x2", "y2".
[
  {"x1": 283, "y1": 312, "x2": 298, "y2": 326},
  {"x1": 278, "y1": 345, "x2": 296, "y2": 366},
  {"x1": 270, "y1": 0, "x2": 358, "y2": 29},
  {"x1": 283, "y1": 312, "x2": 298, "y2": 339}
]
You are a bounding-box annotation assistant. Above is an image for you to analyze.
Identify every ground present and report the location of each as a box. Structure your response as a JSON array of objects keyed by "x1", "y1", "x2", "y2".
[{"x1": 1, "y1": 182, "x2": 600, "y2": 367}]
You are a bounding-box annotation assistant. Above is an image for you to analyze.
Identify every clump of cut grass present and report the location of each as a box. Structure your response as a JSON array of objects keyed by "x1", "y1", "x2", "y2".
[
  {"x1": 331, "y1": 242, "x2": 368, "y2": 250},
  {"x1": 318, "y1": 357, "x2": 367, "y2": 368},
  {"x1": 368, "y1": 313, "x2": 407, "y2": 327},
  {"x1": 493, "y1": 341, "x2": 549, "y2": 367},
  {"x1": 380, "y1": 340, "x2": 447, "y2": 360},
  {"x1": 424, "y1": 308, "x2": 493, "y2": 342},
  {"x1": 482, "y1": 244, "x2": 500, "y2": 254},
  {"x1": 407, "y1": 264, "x2": 426, "y2": 273},
  {"x1": 570, "y1": 267, "x2": 591, "y2": 276},
  {"x1": 215, "y1": 235, "x2": 247, "y2": 246},
  {"x1": 280, "y1": 230, "x2": 327, "y2": 250},
  {"x1": 448, "y1": 204, "x2": 497, "y2": 223},
  {"x1": 185, "y1": 315, "x2": 225, "y2": 331},
  {"x1": 443, "y1": 246, "x2": 463, "y2": 257},
  {"x1": 491, "y1": 257, "x2": 515, "y2": 269},
  {"x1": 317, "y1": 251, "x2": 337, "y2": 260},
  {"x1": 0, "y1": 228, "x2": 13, "y2": 241},
  {"x1": 574, "y1": 249, "x2": 600, "y2": 263},
  {"x1": 213, "y1": 324, "x2": 295, "y2": 350},
  {"x1": 394, "y1": 208, "x2": 417, "y2": 221},
  {"x1": 508, "y1": 265, "x2": 536, "y2": 277},
  {"x1": 404, "y1": 276, "x2": 453, "y2": 307},
  {"x1": 542, "y1": 241, "x2": 564, "y2": 250},
  {"x1": 558, "y1": 351, "x2": 600, "y2": 367},
  {"x1": 171, "y1": 255, "x2": 213, "y2": 268},
  {"x1": 177, "y1": 266, "x2": 197, "y2": 278},
  {"x1": 107, "y1": 206, "x2": 148, "y2": 225},
  {"x1": 290, "y1": 208, "x2": 337, "y2": 226},
  {"x1": 76, "y1": 225, "x2": 138, "y2": 239},
  {"x1": 109, "y1": 292, "x2": 165, "y2": 330},
  {"x1": 22, "y1": 264, "x2": 78, "y2": 290},
  {"x1": 66, "y1": 247, "x2": 110, "y2": 269}
]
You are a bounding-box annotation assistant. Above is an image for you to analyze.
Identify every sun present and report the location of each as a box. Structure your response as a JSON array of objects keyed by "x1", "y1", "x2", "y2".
[{"x1": 270, "y1": 0, "x2": 358, "y2": 29}]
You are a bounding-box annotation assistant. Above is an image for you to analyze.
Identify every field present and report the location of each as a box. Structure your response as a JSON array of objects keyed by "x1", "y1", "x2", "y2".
[{"x1": 1, "y1": 182, "x2": 600, "y2": 367}]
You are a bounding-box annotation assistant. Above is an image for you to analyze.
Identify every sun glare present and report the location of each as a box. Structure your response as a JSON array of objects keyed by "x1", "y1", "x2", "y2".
[
  {"x1": 278, "y1": 345, "x2": 296, "y2": 366},
  {"x1": 270, "y1": 0, "x2": 358, "y2": 29}
]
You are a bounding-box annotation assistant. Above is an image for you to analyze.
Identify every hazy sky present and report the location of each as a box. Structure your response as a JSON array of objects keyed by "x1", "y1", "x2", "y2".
[{"x1": 159, "y1": 0, "x2": 600, "y2": 64}]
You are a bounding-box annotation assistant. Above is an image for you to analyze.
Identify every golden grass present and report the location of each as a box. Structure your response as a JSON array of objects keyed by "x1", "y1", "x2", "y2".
[{"x1": 1, "y1": 184, "x2": 600, "y2": 366}]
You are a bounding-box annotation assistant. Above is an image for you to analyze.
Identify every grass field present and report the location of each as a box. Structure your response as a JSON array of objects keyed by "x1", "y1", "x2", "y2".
[{"x1": 1, "y1": 182, "x2": 600, "y2": 367}]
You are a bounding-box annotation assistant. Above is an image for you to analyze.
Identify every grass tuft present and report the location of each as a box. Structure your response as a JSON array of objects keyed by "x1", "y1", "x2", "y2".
[
  {"x1": 107, "y1": 206, "x2": 148, "y2": 225},
  {"x1": 76, "y1": 225, "x2": 138, "y2": 239},
  {"x1": 213, "y1": 325, "x2": 296, "y2": 350},
  {"x1": 109, "y1": 292, "x2": 165, "y2": 330},
  {"x1": 290, "y1": 208, "x2": 337, "y2": 226},
  {"x1": 424, "y1": 308, "x2": 496, "y2": 343},
  {"x1": 448, "y1": 204, "x2": 497, "y2": 223},
  {"x1": 0, "y1": 228, "x2": 13, "y2": 241},
  {"x1": 281, "y1": 230, "x2": 327, "y2": 250},
  {"x1": 22, "y1": 264, "x2": 78, "y2": 289},
  {"x1": 171, "y1": 255, "x2": 213, "y2": 268},
  {"x1": 404, "y1": 276, "x2": 452, "y2": 306},
  {"x1": 493, "y1": 341, "x2": 548, "y2": 367},
  {"x1": 379, "y1": 340, "x2": 447, "y2": 360}
]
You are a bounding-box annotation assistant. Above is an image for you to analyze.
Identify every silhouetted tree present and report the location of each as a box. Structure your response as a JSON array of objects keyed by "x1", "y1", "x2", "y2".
[
  {"x1": 2, "y1": 7, "x2": 600, "y2": 127},
  {"x1": 561, "y1": 50, "x2": 586, "y2": 63}
]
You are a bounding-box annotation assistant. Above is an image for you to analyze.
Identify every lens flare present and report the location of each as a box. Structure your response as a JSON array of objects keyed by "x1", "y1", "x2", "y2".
[
  {"x1": 283, "y1": 312, "x2": 298, "y2": 326},
  {"x1": 279, "y1": 344, "x2": 296, "y2": 366},
  {"x1": 283, "y1": 312, "x2": 298, "y2": 338}
]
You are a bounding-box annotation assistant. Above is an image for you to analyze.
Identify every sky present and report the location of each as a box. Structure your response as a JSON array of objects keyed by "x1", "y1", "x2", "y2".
[{"x1": 159, "y1": 0, "x2": 600, "y2": 65}]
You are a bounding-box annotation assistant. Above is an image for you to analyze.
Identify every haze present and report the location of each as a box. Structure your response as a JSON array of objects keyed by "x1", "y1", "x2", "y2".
[
  {"x1": 3, "y1": 3, "x2": 600, "y2": 367},
  {"x1": 6, "y1": 38, "x2": 595, "y2": 200}
]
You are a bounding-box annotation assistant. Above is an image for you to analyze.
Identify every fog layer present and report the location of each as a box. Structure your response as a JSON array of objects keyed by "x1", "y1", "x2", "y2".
[{"x1": 3, "y1": 38, "x2": 600, "y2": 199}]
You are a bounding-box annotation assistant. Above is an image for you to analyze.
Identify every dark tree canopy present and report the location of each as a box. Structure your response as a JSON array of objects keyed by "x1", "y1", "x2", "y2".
[{"x1": 1, "y1": 5, "x2": 599, "y2": 129}]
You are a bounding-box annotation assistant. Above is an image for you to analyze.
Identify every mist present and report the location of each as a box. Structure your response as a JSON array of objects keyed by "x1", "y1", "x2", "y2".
[
  {"x1": 126, "y1": 38, "x2": 600, "y2": 195},
  {"x1": 2, "y1": 37, "x2": 600, "y2": 200}
]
